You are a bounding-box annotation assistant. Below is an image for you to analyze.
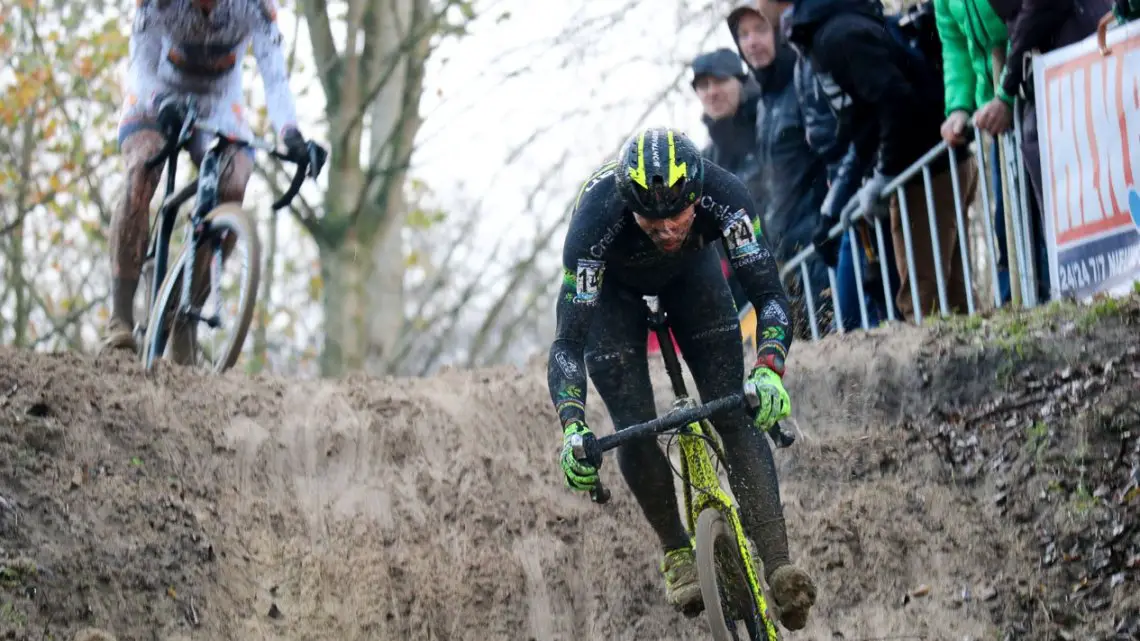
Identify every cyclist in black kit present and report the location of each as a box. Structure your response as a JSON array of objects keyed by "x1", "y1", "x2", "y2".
[{"x1": 548, "y1": 126, "x2": 816, "y2": 631}]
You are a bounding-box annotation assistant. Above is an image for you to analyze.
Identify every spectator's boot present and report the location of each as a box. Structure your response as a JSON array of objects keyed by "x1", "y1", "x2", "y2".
[
  {"x1": 769, "y1": 564, "x2": 817, "y2": 631},
  {"x1": 661, "y1": 547, "x2": 702, "y2": 616}
]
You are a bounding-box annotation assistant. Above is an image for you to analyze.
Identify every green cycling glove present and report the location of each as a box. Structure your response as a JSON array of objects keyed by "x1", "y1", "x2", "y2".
[
  {"x1": 560, "y1": 421, "x2": 599, "y2": 492},
  {"x1": 745, "y1": 366, "x2": 791, "y2": 431}
]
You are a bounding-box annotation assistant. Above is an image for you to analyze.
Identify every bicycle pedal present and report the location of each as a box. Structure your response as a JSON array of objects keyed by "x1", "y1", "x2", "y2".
[{"x1": 679, "y1": 601, "x2": 705, "y2": 619}]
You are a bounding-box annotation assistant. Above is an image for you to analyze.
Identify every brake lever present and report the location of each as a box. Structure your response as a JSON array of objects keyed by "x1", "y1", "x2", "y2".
[
  {"x1": 306, "y1": 143, "x2": 326, "y2": 179},
  {"x1": 569, "y1": 433, "x2": 610, "y2": 504}
]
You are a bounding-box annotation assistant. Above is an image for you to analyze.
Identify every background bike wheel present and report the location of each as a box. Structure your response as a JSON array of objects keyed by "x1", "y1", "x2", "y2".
[
  {"x1": 143, "y1": 204, "x2": 261, "y2": 373},
  {"x1": 696, "y1": 508, "x2": 774, "y2": 641},
  {"x1": 133, "y1": 258, "x2": 156, "y2": 362}
]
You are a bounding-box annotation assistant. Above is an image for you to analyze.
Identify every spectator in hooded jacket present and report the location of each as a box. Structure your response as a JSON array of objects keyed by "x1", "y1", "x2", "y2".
[
  {"x1": 690, "y1": 48, "x2": 765, "y2": 312},
  {"x1": 935, "y1": 0, "x2": 1014, "y2": 304},
  {"x1": 984, "y1": 0, "x2": 1113, "y2": 302},
  {"x1": 781, "y1": 0, "x2": 979, "y2": 321},
  {"x1": 775, "y1": 0, "x2": 901, "y2": 332},
  {"x1": 726, "y1": 1, "x2": 832, "y2": 338}
]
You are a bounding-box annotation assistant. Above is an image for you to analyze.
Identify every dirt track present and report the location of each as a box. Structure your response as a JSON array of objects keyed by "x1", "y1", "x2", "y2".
[{"x1": 1, "y1": 296, "x2": 1138, "y2": 641}]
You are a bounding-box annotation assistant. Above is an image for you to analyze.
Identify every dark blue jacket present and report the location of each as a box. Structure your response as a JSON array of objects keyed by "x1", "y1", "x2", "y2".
[{"x1": 787, "y1": 0, "x2": 949, "y2": 216}]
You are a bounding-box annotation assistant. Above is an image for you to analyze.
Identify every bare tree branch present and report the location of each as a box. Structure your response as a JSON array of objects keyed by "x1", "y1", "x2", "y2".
[
  {"x1": 300, "y1": 0, "x2": 343, "y2": 106},
  {"x1": 29, "y1": 293, "x2": 105, "y2": 350},
  {"x1": 252, "y1": 158, "x2": 321, "y2": 238},
  {"x1": 482, "y1": 276, "x2": 559, "y2": 365}
]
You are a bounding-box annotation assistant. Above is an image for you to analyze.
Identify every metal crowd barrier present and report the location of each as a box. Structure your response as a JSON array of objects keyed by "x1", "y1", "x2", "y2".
[{"x1": 778, "y1": 101, "x2": 1045, "y2": 341}]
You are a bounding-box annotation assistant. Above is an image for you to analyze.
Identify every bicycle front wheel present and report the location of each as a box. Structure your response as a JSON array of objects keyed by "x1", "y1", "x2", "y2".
[
  {"x1": 143, "y1": 203, "x2": 261, "y2": 373},
  {"x1": 696, "y1": 508, "x2": 774, "y2": 641}
]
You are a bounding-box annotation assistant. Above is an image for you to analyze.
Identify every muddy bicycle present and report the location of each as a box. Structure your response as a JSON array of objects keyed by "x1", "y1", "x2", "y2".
[
  {"x1": 571, "y1": 295, "x2": 795, "y2": 641},
  {"x1": 133, "y1": 96, "x2": 322, "y2": 373}
]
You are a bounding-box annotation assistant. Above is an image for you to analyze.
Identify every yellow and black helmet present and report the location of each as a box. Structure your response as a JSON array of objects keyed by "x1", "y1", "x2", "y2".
[{"x1": 615, "y1": 126, "x2": 704, "y2": 220}]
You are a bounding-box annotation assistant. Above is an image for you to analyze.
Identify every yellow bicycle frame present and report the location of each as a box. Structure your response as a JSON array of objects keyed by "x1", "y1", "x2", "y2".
[{"x1": 673, "y1": 403, "x2": 780, "y2": 641}]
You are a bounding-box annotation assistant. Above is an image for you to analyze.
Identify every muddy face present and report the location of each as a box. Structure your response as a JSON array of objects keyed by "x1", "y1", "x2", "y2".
[{"x1": 634, "y1": 204, "x2": 696, "y2": 253}]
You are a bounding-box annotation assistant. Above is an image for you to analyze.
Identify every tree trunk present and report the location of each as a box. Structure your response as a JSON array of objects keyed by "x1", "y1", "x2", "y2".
[
  {"x1": 302, "y1": 0, "x2": 432, "y2": 376},
  {"x1": 366, "y1": 219, "x2": 405, "y2": 370},
  {"x1": 319, "y1": 228, "x2": 375, "y2": 375}
]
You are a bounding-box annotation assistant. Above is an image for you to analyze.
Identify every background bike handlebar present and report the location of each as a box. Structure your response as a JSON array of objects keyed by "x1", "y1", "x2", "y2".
[
  {"x1": 576, "y1": 394, "x2": 795, "y2": 505},
  {"x1": 142, "y1": 105, "x2": 310, "y2": 211}
]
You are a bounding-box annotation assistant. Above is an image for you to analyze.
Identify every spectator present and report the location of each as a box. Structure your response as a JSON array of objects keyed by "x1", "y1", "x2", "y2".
[
  {"x1": 690, "y1": 48, "x2": 765, "y2": 312},
  {"x1": 984, "y1": 0, "x2": 1113, "y2": 302},
  {"x1": 1116, "y1": 0, "x2": 1140, "y2": 20},
  {"x1": 726, "y1": 1, "x2": 832, "y2": 338},
  {"x1": 781, "y1": 0, "x2": 979, "y2": 321},
  {"x1": 776, "y1": 0, "x2": 901, "y2": 331},
  {"x1": 934, "y1": 0, "x2": 1013, "y2": 304}
]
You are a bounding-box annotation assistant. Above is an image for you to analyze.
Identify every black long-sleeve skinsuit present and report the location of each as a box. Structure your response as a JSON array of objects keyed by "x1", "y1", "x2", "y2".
[{"x1": 547, "y1": 158, "x2": 796, "y2": 578}]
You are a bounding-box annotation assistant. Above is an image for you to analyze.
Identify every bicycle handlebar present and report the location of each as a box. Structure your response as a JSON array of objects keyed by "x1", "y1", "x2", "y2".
[
  {"x1": 141, "y1": 98, "x2": 315, "y2": 211},
  {"x1": 571, "y1": 393, "x2": 796, "y2": 505}
]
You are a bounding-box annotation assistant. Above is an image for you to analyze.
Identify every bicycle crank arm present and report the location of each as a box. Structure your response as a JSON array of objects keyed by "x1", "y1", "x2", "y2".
[{"x1": 180, "y1": 306, "x2": 223, "y2": 329}]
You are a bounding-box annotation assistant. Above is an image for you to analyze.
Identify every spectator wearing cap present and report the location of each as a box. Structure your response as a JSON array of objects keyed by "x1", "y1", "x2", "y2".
[
  {"x1": 727, "y1": 1, "x2": 832, "y2": 338},
  {"x1": 690, "y1": 47, "x2": 765, "y2": 312},
  {"x1": 691, "y1": 48, "x2": 767, "y2": 215}
]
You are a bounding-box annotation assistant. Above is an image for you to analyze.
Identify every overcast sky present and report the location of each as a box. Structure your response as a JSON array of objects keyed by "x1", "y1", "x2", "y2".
[{"x1": 260, "y1": 0, "x2": 742, "y2": 241}]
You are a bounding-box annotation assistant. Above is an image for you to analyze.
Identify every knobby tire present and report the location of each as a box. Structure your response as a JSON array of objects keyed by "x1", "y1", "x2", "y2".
[
  {"x1": 143, "y1": 204, "x2": 261, "y2": 373},
  {"x1": 696, "y1": 507, "x2": 771, "y2": 641}
]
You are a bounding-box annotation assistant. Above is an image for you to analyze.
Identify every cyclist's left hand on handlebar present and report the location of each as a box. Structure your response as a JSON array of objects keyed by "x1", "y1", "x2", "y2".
[
  {"x1": 282, "y1": 127, "x2": 328, "y2": 179},
  {"x1": 744, "y1": 366, "x2": 791, "y2": 432},
  {"x1": 560, "y1": 421, "x2": 599, "y2": 492}
]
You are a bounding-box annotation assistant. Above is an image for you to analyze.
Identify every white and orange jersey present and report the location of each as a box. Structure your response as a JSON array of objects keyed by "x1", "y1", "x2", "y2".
[{"x1": 122, "y1": 0, "x2": 298, "y2": 141}]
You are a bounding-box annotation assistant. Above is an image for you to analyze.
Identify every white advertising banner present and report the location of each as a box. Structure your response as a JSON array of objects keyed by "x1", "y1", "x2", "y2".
[{"x1": 1033, "y1": 19, "x2": 1140, "y2": 299}]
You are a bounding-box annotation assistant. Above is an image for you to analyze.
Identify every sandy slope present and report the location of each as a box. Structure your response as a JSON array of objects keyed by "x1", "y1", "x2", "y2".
[{"x1": 0, "y1": 297, "x2": 1137, "y2": 641}]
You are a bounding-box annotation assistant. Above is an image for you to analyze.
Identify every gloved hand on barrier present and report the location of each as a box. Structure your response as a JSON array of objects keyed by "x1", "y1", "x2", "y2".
[
  {"x1": 560, "y1": 420, "x2": 599, "y2": 492},
  {"x1": 849, "y1": 171, "x2": 893, "y2": 224}
]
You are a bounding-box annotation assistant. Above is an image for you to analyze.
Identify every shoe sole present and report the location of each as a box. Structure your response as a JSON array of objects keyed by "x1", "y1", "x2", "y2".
[
  {"x1": 774, "y1": 573, "x2": 816, "y2": 631},
  {"x1": 669, "y1": 584, "x2": 704, "y2": 618}
]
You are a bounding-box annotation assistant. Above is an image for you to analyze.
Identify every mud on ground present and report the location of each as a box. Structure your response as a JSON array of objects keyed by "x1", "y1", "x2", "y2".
[{"x1": 0, "y1": 295, "x2": 1137, "y2": 641}]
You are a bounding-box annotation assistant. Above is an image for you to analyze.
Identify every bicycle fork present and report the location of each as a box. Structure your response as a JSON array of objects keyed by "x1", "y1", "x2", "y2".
[
  {"x1": 678, "y1": 414, "x2": 778, "y2": 638},
  {"x1": 176, "y1": 146, "x2": 226, "y2": 330}
]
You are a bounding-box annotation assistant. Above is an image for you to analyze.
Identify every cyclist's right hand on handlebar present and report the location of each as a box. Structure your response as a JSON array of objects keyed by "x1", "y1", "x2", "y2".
[{"x1": 560, "y1": 421, "x2": 599, "y2": 492}]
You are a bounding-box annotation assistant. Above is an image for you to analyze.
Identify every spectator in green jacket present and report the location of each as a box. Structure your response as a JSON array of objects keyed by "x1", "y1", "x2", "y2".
[
  {"x1": 935, "y1": 0, "x2": 1012, "y2": 144},
  {"x1": 934, "y1": 0, "x2": 1016, "y2": 304}
]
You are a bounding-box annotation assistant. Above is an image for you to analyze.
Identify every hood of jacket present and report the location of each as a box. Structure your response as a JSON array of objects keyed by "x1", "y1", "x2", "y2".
[
  {"x1": 701, "y1": 79, "x2": 763, "y2": 164},
  {"x1": 725, "y1": 1, "x2": 798, "y2": 93},
  {"x1": 728, "y1": 7, "x2": 798, "y2": 95},
  {"x1": 787, "y1": 0, "x2": 884, "y2": 45}
]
